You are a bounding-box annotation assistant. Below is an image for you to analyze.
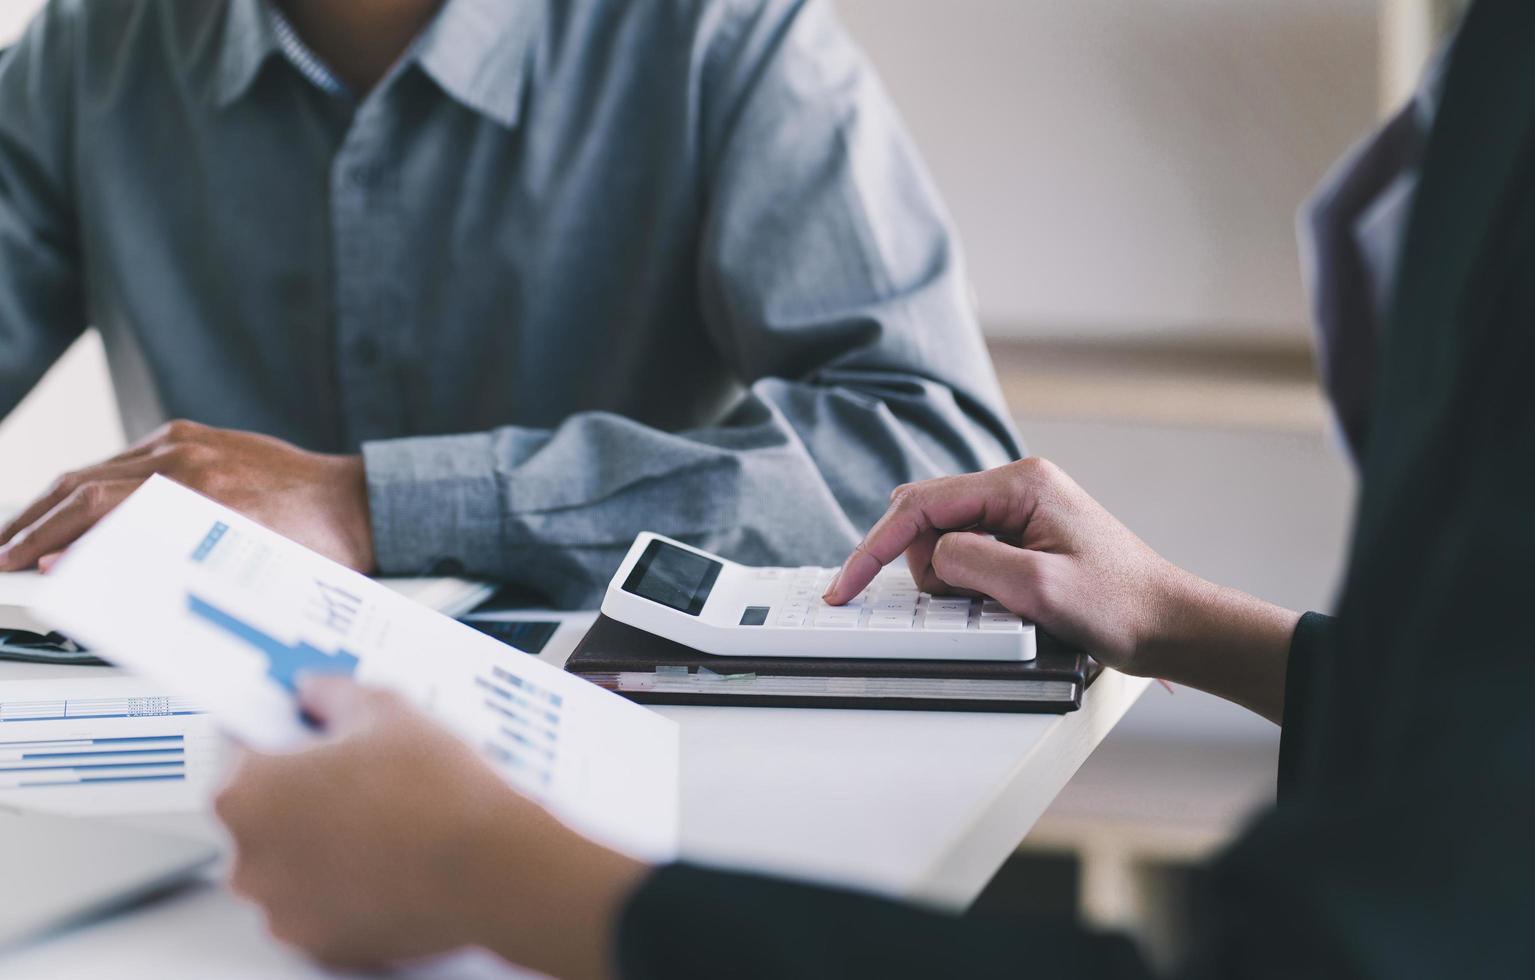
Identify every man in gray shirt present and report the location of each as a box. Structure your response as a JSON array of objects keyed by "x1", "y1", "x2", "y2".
[{"x1": 0, "y1": 0, "x2": 1017, "y2": 605}]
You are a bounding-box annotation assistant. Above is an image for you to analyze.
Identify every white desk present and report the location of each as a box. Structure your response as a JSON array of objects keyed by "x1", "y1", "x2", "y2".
[{"x1": 0, "y1": 614, "x2": 1147, "y2": 978}]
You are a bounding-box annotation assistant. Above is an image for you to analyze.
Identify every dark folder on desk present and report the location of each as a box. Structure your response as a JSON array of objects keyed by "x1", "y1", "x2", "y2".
[{"x1": 567, "y1": 615, "x2": 1098, "y2": 713}]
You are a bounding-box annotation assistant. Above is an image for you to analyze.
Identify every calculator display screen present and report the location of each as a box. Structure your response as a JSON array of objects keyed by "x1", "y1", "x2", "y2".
[{"x1": 622, "y1": 540, "x2": 723, "y2": 616}]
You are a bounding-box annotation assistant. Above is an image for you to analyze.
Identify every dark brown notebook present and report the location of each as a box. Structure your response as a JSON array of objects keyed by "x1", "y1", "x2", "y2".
[{"x1": 566, "y1": 615, "x2": 1099, "y2": 713}]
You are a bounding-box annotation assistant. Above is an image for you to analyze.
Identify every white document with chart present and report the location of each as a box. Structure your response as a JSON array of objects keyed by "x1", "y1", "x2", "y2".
[{"x1": 31, "y1": 477, "x2": 679, "y2": 861}]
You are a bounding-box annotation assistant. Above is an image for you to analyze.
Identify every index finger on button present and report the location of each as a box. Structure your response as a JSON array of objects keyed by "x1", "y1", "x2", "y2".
[
  {"x1": 825, "y1": 486, "x2": 950, "y2": 603},
  {"x1": 827, "y1": 471, "x2": 1016, "y2": 605}
]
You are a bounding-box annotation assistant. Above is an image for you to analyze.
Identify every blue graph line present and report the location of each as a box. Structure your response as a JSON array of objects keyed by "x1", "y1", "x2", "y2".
[
  {"x1": 84, "y1": 737, "x2": 184, "y2": 745},
  {"x1": 19, "y1": 774, "x2": 187, "y2": 788},
  {"x1": 0, "y1": 761, "x2": 185, "y2": 773},
  {"x1": 19, "y1": 749, "x2": 184, "y2": 760},
  {"x1": 0, "y1": 711, "x2": 203, "y2": 724},
  {"x1": 187, "y1": 594, "x2": 359, "y2": 692},
  {"x1": 0, "y1": 737, "x2": 183, "y2": 748}
]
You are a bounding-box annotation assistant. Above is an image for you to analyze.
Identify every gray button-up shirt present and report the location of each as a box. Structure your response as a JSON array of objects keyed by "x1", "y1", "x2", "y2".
[{"x1": 0, "y1": 0, "x2": 1018, "y2": 605}]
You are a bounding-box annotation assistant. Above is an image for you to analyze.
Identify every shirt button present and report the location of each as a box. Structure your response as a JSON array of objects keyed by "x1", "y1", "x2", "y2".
[
  {"x1": 354, "y1": 337, "x2": 381, "y2": 365},
  {"x1": 431, "y1": 557, "x2": 466, "y2": 576}
]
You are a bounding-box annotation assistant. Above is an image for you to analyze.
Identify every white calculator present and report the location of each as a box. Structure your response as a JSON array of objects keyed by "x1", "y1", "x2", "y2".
[{"x1": 601, "y1": 533, "x2": 1036, "y2": 662}]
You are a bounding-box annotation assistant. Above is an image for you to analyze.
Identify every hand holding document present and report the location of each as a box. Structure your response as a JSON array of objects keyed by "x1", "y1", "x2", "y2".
[{"x1": 32, "y1": 477, "x2": 679, "y2": 861}]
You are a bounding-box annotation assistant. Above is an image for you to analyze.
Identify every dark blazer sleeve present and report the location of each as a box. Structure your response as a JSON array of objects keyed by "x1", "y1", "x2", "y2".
[
  {"x1": 616, "y1": 864, "x2": 1150, "y2": 980},
  {"x1": 1276, "y1": 612, "x2": 1335, "y2": 801}
]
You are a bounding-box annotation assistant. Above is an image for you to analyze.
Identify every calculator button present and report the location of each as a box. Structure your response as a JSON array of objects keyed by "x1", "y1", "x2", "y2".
[
  {"x1": 926, "y1": 598, "x2": 971, "y2": 613},
  {"x1": 775, "y1": 612, "x2": 806, "y2": 627},
  {"x1": 979, "y1": 616, "x2": 1023, "y2": 631},
  {"x1": 868, "y1": 611, "x2": 915, "y2": 629},
  {"x1": 815, "y1": 602, "x2": 859, "y2": 616},
  {"x1": 814, "y1": 617, "x2": 860, "y2": 629},
  {"x1": 813, "y1": 608, "x2": 861, "y2": 627},
  {"x1": 872, "y1": 597, "x2": 916, "y2": 611},
  {"x1": 923, "y1": 616, "x2": 970, "y2": 631},
  {"x1": 924, "y1": 610, "x2": 970, "y2": 624}
]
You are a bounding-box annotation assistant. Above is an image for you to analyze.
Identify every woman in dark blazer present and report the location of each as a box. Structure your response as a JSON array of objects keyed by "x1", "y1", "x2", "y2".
[{"x1": 213, "y1": 0, "x2": 1535, "y2": 976}]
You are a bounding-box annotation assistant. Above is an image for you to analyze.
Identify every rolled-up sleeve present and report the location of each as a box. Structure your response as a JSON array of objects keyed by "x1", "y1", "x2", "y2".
[
  {"x1": 364, "y1": 0, "x2": 1019, "y2": 605},
  {"x1": 0, "y1": 6, "x2": 88, "y2": 419}
]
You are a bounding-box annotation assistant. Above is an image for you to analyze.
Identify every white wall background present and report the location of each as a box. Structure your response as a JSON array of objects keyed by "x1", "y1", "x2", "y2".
[
  {"x1": 0, "y1": 0, "x2": 1383, "y2": 504},
  {"x1": 0, "y1": 6, "x2": 39, "y2": 54},
  {"x1": 837, "y1": 0, "x2": 1381, "y2": 340}
]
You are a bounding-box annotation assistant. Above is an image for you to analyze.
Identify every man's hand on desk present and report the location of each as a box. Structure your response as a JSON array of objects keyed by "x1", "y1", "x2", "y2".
[
  {"x1": 823, "y1": 458, "x2": 1299, "y2": 723},
  {"x1": 216, "y1": 679, "x2": 648, "y2": 979},
  {"x1": 0, "y1": 420, "x2": 377, "y2": 574}
]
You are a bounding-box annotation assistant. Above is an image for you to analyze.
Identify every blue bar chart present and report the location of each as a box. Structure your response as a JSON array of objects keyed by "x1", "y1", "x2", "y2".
[
  {"x1": 0, "y1": 679, "x2": 219, "y2": 815},
  {"x1": 0, "y1": 734, "x2": 188, "y2": 790},
  {"x1": 476, "y1": 665, "x2": 563, "y2": 789},
  {"x1": 186, "y1": 593, "x2": 359, "y2": 692}
]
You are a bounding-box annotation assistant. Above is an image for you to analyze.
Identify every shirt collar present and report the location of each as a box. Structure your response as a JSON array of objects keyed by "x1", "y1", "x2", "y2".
[
  {"x1": 211, "y1": 0, "x2": 282, "y2": 109},
  {"x1": 210, "y1": 0, "x2": 540, "y2": 127},
  {"x1": 412, "y1": 0, "x2": 542, "y2": 129},
  {"x1": 268, "y1": 5, "x2": 351, "y2": 98}
]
